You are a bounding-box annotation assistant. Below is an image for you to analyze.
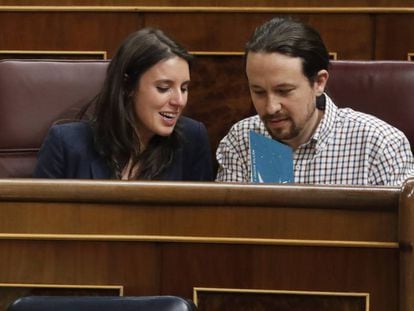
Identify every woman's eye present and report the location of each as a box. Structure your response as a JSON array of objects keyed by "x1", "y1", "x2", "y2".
[
  {"x1": 181, "y1": 87, "x2": 189, "y2": 93},
  {"x1": 252, "y1": 90, "x2": 265, "y2": 96}
]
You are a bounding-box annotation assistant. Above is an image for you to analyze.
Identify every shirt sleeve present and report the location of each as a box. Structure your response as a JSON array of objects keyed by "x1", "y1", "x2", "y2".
[
  {"x1": 215, "y1": 124, "x2": 250, "y2": 182},
  {"x1": 370, "y1": 133, "x2": 414, "y2": 186}
]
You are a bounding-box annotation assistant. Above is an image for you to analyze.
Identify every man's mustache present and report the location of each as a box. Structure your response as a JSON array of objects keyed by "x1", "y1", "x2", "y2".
[{"x1": 262, "y1": 113, "x2": 290, "y2": 122}]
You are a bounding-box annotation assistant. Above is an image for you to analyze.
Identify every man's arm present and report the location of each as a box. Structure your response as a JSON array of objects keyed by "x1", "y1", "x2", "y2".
[
  {"x1": 215, "y1": 126, "x2": 250, "y2": 183},
  {"x1": 370, "y1": 133, "x2": 414, "y2": 186}
]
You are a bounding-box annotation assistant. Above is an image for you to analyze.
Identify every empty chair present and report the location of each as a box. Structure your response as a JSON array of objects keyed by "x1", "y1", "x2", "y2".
[
  {"x1": 327, "y1": 60, "x2": 414, "y2": 150},
  {"x1": 0, "y1": 59, "x2": 108, "y2": 178},
  {"x1": 7, "y1": 295, "x2": 197, "y2": 311}
]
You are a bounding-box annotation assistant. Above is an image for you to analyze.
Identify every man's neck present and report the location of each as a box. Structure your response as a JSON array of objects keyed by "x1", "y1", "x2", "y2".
[{"x1": 284, "y1": 108, "x2": 324, "y2": 150}]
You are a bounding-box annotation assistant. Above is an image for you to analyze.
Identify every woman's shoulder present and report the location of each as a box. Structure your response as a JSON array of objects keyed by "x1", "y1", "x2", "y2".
[
  {"x1": 51, "y1": 120, "x2": 92, "y2": 132},
  {"x1": 178, "y1": 116, "x2": 203, "y2": 128},
  {"x1": 47, "y1": 121, "x2": 95, "y2": 150},
  {"x1": 49, "y1": 121, "x2": 93, "y2": 139},
  {"x1": 178, "y1": 116, "x2": 207, "y2": 139}
]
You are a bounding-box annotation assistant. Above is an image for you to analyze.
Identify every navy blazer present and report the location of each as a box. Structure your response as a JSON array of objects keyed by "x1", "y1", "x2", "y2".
[{"x1": 33, "y1": 117, "x2": 214, "y2": 181}]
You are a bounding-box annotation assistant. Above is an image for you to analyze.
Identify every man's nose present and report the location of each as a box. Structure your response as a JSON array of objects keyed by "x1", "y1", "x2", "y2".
[{"x1": 265, "y1": 95, "x2": 282, "y2": 115}]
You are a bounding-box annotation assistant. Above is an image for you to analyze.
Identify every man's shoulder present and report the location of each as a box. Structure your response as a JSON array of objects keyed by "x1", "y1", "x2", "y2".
[
  {"x1": 337, "y1": 107, "x2": 406, "y2": 141},
  {"x1": 230, "y1": 115, "x2": 264, "y2": 133}
]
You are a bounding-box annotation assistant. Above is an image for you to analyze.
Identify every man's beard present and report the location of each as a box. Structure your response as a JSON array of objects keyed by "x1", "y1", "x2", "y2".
[
  {"x1": 264, "y1": 118, "x2": 301, "y2": 142},
  {"x1": 262, "y1": 105, "x2": 317, "y2": 143}
]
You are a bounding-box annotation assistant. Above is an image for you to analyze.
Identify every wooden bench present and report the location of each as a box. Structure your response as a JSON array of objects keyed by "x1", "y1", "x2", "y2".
[{"x1": 0, "y1": 178, "x2": 413, "y2": 310}]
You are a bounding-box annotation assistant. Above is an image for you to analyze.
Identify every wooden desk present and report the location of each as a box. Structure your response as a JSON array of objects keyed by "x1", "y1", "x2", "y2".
[{"x1": 0, "y1": 179, "x2": 411, "y2": 311}]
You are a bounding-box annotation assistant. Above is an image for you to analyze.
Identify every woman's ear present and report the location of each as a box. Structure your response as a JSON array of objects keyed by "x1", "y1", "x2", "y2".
[{"x1": 314, "y1": 69, "x2": 329, "y2": 96}]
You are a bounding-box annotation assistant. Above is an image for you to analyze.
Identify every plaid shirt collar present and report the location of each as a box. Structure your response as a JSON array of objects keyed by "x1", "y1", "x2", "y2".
[{"x1": 307, "y1": 93, "x2": 337, "y2": 151}]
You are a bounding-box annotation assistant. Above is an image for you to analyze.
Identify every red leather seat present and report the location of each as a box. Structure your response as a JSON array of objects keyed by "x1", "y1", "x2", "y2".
[
  {"x1": 1, "y1": 59, "x2": 413, "y2": 177},
  {"x1": 327, "y1": 60, "x2": 414, "y2": 151},
  {"x1": 0, "y1": 59, "x2": 108, "y2": 177}
]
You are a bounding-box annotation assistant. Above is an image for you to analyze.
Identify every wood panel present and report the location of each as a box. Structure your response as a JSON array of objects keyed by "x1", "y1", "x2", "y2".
[
  {"x1": 297, "y1": 14, "x2": 373, "y2": 60},
  {"x1": 0, "y1": 240, "x2": 160, "y2": 293},
  {"x1": 194, "y1": 288, "x2": 368, "y2": 311},
  {"x1": 0, "y1": 240, "x2": 397, "y2": 310},
  {"x1": 1, "y1": 1, "x2": 414, "y2": 7},
  {"x1": 0, "y1": 179, "x2": 411, "y2": 310},
  {"x1": 398, "y1": 179, "x2": 414, "y2": 311},
  {"x1": 0, "y1": 6, "x2": 397, "y2": 60},
  {"x1": 187, "y1": 54, "x2": 252, "y2": 159},
  {"x1": 143, "y1": 12, "x2": 264, "y2": 52},
  {"x1": 0, "y1": 11, "x2": 143, "y2": 56},
  {"x1": 0, "y1": 50, "x2": 107, "y2": 60},
  {"x1": 375, "y1": 14, "x2": 414, "y2": 60},
  {"x1": 145, "y1": 13, "x2": 373, "y2": 59},
  {"x1": 162, "y1": 244, "x2": 396, "y2": 310}
]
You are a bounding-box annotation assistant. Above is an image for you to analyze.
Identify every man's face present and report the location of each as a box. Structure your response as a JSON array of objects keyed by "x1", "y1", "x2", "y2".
[{"x1": 246, "y1": 52, "x2": 327, "y2": 149}]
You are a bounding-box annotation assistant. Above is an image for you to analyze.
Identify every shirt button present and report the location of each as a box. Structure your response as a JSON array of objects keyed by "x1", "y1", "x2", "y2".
[{"x1": 295, "y1": 165, "x2": 301, "y2": 170}]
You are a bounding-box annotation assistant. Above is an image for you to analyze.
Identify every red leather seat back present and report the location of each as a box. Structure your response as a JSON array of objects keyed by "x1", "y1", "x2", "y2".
[
  {"x1": 328, "y1": 60, "x2": 414, "y2": 150},
  {"x1": 1, "y1": 59, "x2": 413, "y2": 178},
  {"x1": 0, "y1": 60, "x2": 108, "y2": 177}
]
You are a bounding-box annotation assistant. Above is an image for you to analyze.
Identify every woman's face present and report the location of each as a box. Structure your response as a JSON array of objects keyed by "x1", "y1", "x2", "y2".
[{"x1": 132, "y1": 56, "x2": 190, "y2": 147}]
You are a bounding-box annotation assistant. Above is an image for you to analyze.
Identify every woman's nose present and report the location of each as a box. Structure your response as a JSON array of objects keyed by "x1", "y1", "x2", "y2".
[{"x1": 169, "y1": 88, "x2": 186, "y2": 106}]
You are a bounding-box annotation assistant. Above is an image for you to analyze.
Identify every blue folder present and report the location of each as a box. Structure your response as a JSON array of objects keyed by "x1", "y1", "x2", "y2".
[{"x1": 249, "y1": 131, "x2": 294, "y2": 183}]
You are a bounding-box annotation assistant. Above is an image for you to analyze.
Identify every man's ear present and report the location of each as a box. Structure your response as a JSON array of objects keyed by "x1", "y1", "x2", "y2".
[{"x1": 314, "y1": 69, "x2": 329, "y2": 96}]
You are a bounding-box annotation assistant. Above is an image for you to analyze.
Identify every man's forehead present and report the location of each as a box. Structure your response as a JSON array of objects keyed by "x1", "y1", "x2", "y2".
[{"x1": 246, "y1": 52, "x2": 306, "y2": 82}]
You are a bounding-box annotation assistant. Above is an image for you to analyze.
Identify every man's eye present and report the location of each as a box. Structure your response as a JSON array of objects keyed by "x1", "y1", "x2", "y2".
[
  {"x1": 156, "y1": 86, "x2": 169, "y2": 93},
  {"x1": 278, "y1": 89, "x2": 293, "y2": 96}
]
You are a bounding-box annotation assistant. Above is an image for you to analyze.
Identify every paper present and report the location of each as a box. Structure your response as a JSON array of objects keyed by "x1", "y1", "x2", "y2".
[{"x1": 249, "y1": 131, "x2": 294, "y2": 183}]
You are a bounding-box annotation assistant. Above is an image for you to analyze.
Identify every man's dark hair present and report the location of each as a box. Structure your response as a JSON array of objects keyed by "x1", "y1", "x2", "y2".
[{"x1": 245, "y1": 17, "x2": 330, "y2": 83}]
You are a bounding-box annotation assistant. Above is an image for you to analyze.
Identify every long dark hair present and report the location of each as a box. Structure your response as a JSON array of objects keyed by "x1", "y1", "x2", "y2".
[{"x1": 88, "y1": 28, "x2": 193, "y2": 179}]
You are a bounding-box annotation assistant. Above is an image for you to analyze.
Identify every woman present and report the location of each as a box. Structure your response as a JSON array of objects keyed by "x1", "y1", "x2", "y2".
[{"x1": 33, "y1": 28, "x2": 213, "y2": 181}]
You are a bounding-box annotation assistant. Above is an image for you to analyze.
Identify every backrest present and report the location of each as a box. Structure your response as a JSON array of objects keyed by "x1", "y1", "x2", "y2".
[
  {"x1": 0, "y1": 59, "x2": 108, "y2": 177},
  {"x1": 327, "y1": 60, "x2": 414, "y2": 150},
  {"x1": 7, "y1": 296, "x2": 197, "y2": 311},
  {"x1": 1, "y1": 59, "x2": 413, "y2": 178}
]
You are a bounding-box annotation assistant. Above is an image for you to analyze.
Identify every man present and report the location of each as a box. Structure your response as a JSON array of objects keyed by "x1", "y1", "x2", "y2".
[{"x1": 215, "y1": 17, "x2": 414, "y2": 185}]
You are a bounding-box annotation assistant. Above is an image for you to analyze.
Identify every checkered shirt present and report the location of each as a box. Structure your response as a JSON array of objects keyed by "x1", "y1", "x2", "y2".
[{"x1": 215, "y1": 94, "x2": 414, "y2": 186}]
